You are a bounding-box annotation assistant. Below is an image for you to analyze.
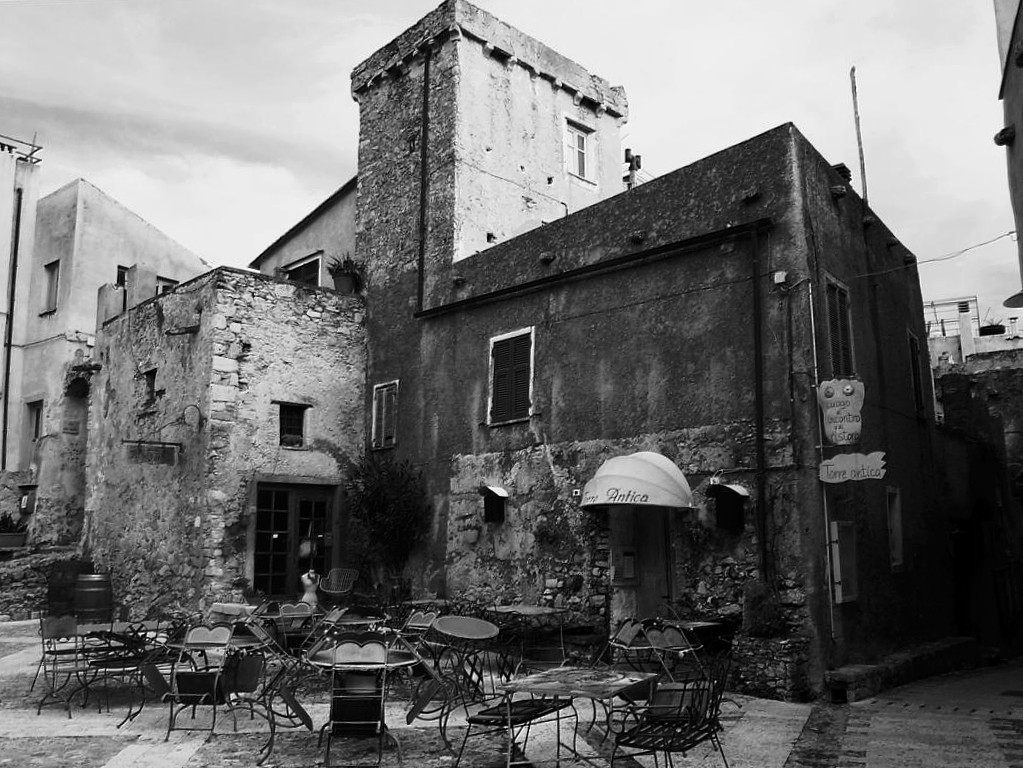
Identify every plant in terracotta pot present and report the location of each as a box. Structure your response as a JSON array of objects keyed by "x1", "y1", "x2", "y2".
[
  {"x1": 327, "y1": 254, "x2": 365, "y2": 294},
  {"x1": 0, "y1": 511, "x2": 28, "y2": 548}
]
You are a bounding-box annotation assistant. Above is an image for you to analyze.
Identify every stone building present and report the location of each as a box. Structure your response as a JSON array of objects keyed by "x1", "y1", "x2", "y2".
[
  {"x1": 323, "y1": 0, "x2": 955, "y2": 699},
  {"x1": 84, "y1": 267, "x2": 365, "y2": 613},
  {"x1": 0, "y1": 170, "x2": 208, "y2": 546}
]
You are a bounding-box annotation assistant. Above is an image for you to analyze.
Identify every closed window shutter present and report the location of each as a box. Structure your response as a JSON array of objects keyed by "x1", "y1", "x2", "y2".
[
  {"x1": 826, "y1": 283, "x2": 853, "y2": 376},
  {"x1": 372, "y1": 383, "x2": 398, "y2": 449},
  {"x1": 491, "y1": 333, "x2": 531, "y2": 422},
  {"x1": 382, "y1": 385, "x2": 397, "y2": 446}
]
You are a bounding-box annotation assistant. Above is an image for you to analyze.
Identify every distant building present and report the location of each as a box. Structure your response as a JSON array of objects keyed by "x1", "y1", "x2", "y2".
[{"x1": 0, "y1": 163, "x2": 209, "y2": 545}]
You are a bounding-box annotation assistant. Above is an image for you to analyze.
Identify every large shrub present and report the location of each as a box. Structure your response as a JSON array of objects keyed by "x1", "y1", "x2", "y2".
[{"x1": 346, "y1": 454, "x2": 431, "y2": 595}]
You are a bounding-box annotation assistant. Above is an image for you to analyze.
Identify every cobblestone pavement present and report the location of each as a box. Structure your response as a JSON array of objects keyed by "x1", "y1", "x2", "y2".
[{"x1": 6, "y1": 618, "x2": 1023, "y2": 767}]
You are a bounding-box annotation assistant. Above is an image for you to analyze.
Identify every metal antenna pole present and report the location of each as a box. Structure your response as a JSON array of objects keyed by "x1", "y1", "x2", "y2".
[{"x1": 850, "y1": 66, "x2": 868, "y2": 208}]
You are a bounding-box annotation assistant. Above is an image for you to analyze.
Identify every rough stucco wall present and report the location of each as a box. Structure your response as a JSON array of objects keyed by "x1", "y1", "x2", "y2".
[
  {"x1": 86, "y1": 269, "x2": 365, "y2": 615},
  {"x1": 452, "y1": 34, "x2": 625, "y2": 261}
]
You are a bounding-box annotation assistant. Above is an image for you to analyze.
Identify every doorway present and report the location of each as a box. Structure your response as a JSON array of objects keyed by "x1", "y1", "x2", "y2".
[
  {"x1": 609, "y1": 506, "x2": 674, "y2": 621},
  {"x1": 253, "y1": 484, "x2": 334, "y2": 599}
]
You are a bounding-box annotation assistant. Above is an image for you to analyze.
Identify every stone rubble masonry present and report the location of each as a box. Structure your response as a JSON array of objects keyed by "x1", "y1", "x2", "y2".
[{"x1": 84, "y1": 268, "x2": 365, "y2": 617}]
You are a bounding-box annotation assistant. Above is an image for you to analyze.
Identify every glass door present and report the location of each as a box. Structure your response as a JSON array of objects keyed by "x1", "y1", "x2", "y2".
[{"x1": 253, "y1": 484, "x2": 333, "y2": 599}]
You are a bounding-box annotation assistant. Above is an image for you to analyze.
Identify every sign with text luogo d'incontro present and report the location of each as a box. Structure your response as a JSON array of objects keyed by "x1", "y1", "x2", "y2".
[
  {"x1": 819, "y1": 451, "x2": 887, "y2": 483},
  {"x1": 817, "y1": 379, "x2": 865, "y2": 446}
]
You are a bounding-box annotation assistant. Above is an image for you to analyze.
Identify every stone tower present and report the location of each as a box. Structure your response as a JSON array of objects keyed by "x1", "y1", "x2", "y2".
[{"x1": 350, "y1": 0, "x2": 629, "y2": 310}]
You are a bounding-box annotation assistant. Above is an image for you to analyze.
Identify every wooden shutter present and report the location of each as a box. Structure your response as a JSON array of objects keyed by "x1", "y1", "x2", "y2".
[
  {"x1": 826, "y1": 282, "x2": 853, "y2": 376},
  {"x1": 372, "y1": 382, "x2": 398, "y2": 449},
  {"x1": 830, "y1": 520, "x2": 859, "y2": 603},
  {"x1": 491, "y1": 333, "x2": 531, "y2": 423}
]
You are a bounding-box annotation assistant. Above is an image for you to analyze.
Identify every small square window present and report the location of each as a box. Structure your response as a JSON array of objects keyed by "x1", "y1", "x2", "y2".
[
  {"x1": 43, "y1": 260, "x2": 60, "y2": 312},
  {"x1": 284, "y1": 257, "x2": 321, "y2": 287},
  {"x1": 371, "y1": 381, "x2": 398, "y2": 449},
  {"x1": 156, "y1": 276, "x2": 179, "y2": 294},
  {"x1": 277, "y1": 403, "x2": 309, "y2": 447}
]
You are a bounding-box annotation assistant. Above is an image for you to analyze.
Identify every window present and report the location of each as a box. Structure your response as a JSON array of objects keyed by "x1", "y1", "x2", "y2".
[
  {"x1": 42, "y1": 260, "x2": 60, "y2": 312},
  {"x1": 27, "y1": 400, "x2": 43, "y2": 443},
  {"x1": 283, "y1": 256, "x2": 321, "y2": 287},
  {"x1": 489, "y1": 328, "x2": 533, "y2": 424},
  {"x1": 886, "y1": 487, "x2": 904, "y2": 570},
  {"x1": 115, "y1": 265, "x2": 128, "y2": 287},
  {"x1": 908, "y1": 332, "x2": 925, "y2": 414},
  {"x1": 830, "y1": 520, "x2": 859, "y2": 603},
  {"x1": 371, "y1": 380, "x2": 398, "y2": 449},
  {"x1": 825, "y1": 279, "x2": 854, "y2": 377},
  {"x1": 566, "y1": 120, "x2": 593, "y2": 181},
  {"x1": 156, "y1": 276, "x2": 179, "y2": 294},
  {"x1": 143, "y1": 368, "x2": 159, "y2": 404},
  {"x1": 277, "y1": 402, "x2": 309, "y2": 447}
]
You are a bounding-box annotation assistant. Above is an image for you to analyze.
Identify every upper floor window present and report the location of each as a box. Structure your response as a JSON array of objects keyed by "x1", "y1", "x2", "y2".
[
  {"x1": 27, "y1": 400, "x2": 43, "y2": 442},
  {"x1": 371, "y1": 380, "x2": 399, "y2": 449},
  {"x1": 156, "y1": 276, "x2": 179, "y2": 294},
  {"x1": 116, "y1": 265, "x2": 128, "y2": 287},
  {"x1": 277, "y1": 402, "x2": 309, "y2": 447},
  {"x1": 825, "y1": 279, "x2": 854, "y2": 377},
  {"x1": 283, "y1": 255, "x2": 321, "y2": 287},
  {"x1": 566, "y1": 120, "x2": 594, "y2": 182},
  {"x1": 489, "y1": 328, "x2": 533, "y2": 425},
  {"x1": 42, "y1": 260, "x2": 60, "y2": 313}
]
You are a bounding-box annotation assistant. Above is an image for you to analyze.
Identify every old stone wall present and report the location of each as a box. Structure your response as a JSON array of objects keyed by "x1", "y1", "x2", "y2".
[{"x1": 86, "y1": 268, "x2": 365, "y2": 616}]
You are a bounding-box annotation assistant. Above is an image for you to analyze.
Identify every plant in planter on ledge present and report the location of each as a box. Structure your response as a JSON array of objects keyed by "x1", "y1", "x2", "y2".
[
  {"x1": 0, "y1": 511, "x2": 28, "y2": 548},
  {"x1": 327, "y1": 254, "x2": 365, "y2": 294}
]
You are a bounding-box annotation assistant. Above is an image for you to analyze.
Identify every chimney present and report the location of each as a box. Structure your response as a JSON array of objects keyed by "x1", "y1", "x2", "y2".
[
  {"x1": 958, "y1": 302, "x2": 975, "y2": 359},
  {"x1": 832, "y1": 163, "x2": 853, "y2": 182}
]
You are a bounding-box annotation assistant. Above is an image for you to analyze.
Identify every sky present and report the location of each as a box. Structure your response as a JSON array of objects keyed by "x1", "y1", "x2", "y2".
[{"x1": 1, "y1": 0, "x2": 1019, "y2": 327}]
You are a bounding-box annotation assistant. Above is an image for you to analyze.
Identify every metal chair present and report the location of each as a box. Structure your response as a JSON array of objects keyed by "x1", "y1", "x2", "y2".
[
  {"x1": 35, "y1": 614, "x2": 94, "y2": 717},
  {"x1": 319, "y1": 568, "x2": 359, "y2": 608},
  {"x1": 162, "y1": 624, "x2": 234, "y2": 742},
  {"x1": 611, "y1": 653, "x2": 732, "y2": 768},
  {"x1": 319, "y1": 631, "x2": 395, "y2": 767}
]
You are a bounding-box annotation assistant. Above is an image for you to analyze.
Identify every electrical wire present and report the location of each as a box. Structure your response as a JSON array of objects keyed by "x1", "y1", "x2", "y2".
[{"x1": 855, "y1": 231, "x2": 1016, "y2": 279}]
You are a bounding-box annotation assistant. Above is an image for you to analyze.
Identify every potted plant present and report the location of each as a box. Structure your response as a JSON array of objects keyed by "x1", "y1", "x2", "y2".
[
  {"x1": 327, "y1": 254, "x2": 365, "y2": 294},
  {"x1": 0, "y1": 511, "x2": 28, "y2": 548}
]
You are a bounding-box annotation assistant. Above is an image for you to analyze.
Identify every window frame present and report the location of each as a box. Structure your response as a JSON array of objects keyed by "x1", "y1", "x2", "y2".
[
  {"x1": 371, "y1": 380, "x2": 399, "y2": 450},
  {"x1": 282, "y1": 253, "x2": 322, "y2": 287},
  {"x1": 156, "y1": 276, "x2": 179, "y2": 295},
  {"x1": 488, "y1": 327, "x2": 534, "y2": 426},
  {"x1": 27, "y1": 400, "x2": 43, "y2": 442},
  {"x1": 42, "y1": 260, "x2": 60, "y2": 313},
  {"x1": 565, "y1": 119, "x2": 595, "y2": 183},
  {"x1": 276, "y1": 401, "x2": 310, "y2": 448},
  {"x1": 824, "y1": 277, "x2": 855, "y2": 377}
]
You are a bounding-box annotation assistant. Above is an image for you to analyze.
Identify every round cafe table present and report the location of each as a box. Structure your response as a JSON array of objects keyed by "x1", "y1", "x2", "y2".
[{"x1": 431, "y1": 615, "x2": 504, "y2": 699}]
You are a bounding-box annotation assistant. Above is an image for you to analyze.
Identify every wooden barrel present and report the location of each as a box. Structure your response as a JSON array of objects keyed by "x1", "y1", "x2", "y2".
[{"x1": 75, "y1": 573, "x2": 113, "y2": 623}]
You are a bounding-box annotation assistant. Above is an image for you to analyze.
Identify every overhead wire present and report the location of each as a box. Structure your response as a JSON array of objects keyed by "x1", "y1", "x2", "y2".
[{"x1": 855, "y1": 231, "x2": 1016, "y2": 279}]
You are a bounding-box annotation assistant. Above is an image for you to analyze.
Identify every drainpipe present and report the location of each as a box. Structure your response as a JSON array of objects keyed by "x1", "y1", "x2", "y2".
[
  {"x1": 416, "y1": 47, "x2": 432, "y2": 315},
  {"x1": 751, "y1": 231, "x2": 770, "y2": 582},
  {"x1": 1, "y1": 187, "x2": 23, "y2": 470},
  {"x1": 807, "y1": 281, "x2": 837, "y2": 641}
]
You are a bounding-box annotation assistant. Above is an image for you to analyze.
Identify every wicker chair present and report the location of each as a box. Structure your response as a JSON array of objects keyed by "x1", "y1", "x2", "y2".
[{"x1": 319, "y1": 568, "x2": 359, "y2": 608}]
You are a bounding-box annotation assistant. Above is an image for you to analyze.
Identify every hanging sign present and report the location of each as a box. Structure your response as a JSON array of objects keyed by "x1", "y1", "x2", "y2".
[
  {"x1": 817, "y1": 378, "x2": 865, "y2": 445},
  {"x1": 819, "y1": 452, "x2": 887, "y2": 483}
]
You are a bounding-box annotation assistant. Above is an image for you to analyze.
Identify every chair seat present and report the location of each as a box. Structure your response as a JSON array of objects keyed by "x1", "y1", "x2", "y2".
[
  {"x1": 467, "y1": 697, "x2": 574, "y2": 727},
  {"x1": 616, "y1": 717, "x2": 721, "y2": 752}
]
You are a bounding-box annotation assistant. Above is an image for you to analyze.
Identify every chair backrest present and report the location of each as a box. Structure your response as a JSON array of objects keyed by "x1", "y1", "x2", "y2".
[
  {"x1": 404, "y1": 610, "x2": 437, "y2": 631},
  {"x1": 40, "y1": 614, "x2": 78, "y2": 641},
  {"x1": 610, "y1": 617, "x2": 642, "y2": 648},
  {"x1": 279, "y1": 602, "x2": 313, "y2": 617},
  {"x1": 320, "y1": 568, "x2": 358, "y2": 595},
  {"x1": 184, "y1": 624, "x2": 232, "y2": 647},
  {"x1": 330, "y1": 632, "x2": 388, "y2": 666}
]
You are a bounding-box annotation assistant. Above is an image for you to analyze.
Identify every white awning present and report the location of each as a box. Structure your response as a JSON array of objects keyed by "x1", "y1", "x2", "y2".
[{"x1": 580, "y1": 451, "x2": 693, "y2": 509}]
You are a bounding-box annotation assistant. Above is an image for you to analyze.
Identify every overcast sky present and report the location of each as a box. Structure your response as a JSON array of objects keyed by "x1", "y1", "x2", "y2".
[{"x1": 1, "y1": 0, "x2": 1017, "y2": 326}]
